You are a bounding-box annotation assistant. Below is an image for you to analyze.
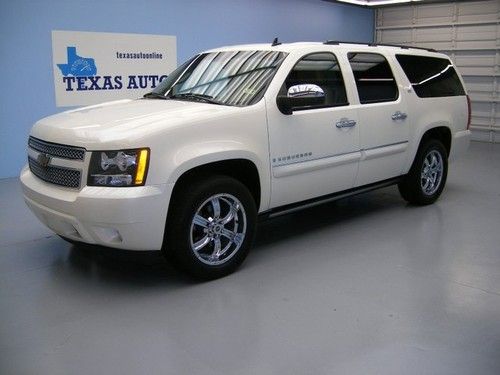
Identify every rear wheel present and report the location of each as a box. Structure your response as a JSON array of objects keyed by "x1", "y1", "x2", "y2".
[
  {"x1": 164, "y1": 176, "x2": 256, "y2": 280},
  {"x1": 398, "y1": 139, "x2": 448, "y2": 205}
]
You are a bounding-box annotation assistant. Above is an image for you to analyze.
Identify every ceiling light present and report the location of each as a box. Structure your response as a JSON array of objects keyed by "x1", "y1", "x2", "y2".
[{"x1": 336, "y1": 0, "x2": 423, "y2": 6}]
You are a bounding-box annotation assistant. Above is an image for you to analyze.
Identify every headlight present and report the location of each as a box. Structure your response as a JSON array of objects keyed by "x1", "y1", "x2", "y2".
[{"x1": 88, "y1": 148, "x2": 150, "y2": 187}]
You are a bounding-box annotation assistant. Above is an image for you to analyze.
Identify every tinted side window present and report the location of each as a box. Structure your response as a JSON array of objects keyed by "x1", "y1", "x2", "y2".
[
  {"x1": 347, "y1": 52, "x2": 399, "y2": 104},
  {"x1": 282, "y1": 52, "x2": 348, "y2": 109},
  {"x1": 396, "y1": 55, "x2": 465, "y2": 98}
]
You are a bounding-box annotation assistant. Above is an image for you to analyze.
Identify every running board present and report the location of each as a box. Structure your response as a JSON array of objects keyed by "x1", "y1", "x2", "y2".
[{"x1": 260, "y1": 177, "x2": 402, "y2": 220}]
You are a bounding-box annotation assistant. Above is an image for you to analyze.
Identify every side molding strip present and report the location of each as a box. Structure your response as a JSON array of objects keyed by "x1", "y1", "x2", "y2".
[
  {"x1": 273, "y1": 151, "x2": 361, "y2": 178},
  {"x1": 271, "y1": 141, "x2": 408, "y2": 178},
  {"x1": 361, "y1": 141, "x2": 408, "y2": 161}
]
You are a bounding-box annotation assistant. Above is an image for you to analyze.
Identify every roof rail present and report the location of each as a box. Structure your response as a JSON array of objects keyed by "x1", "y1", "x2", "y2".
[
  {"x1": 323, "y1": 40, "x2": 437, "y2": 53},
  {"x1": 324, "y1": 40, "x2": 365, "y2": 46},
  {"x1": 372, "y1": 42, "x2": 437, "y2": 53}
]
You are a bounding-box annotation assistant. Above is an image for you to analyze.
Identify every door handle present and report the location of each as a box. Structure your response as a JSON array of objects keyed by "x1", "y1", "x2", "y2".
[
  {"x1": 336, "y1": 118, "x2": 357, "y2": 128},
  {"x1": 392, "y1": 111, "x2": 408, "y2": 121}
]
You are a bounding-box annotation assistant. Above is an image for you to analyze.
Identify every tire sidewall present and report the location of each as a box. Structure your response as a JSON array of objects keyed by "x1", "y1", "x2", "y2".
[
  {"x1": 165, "y1": 176, "x2": 257, "y2": 279},
  {"x1": 411, "y1": 140, "x2": 448, "y2": 205}
]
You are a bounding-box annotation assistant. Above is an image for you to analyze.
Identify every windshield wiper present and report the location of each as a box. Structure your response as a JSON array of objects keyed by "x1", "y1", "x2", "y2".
[
  {"x1": 143, "y1": 92, "x2": 168, "y2": 100},
  {"x1": 169, "y1": 92, "x2": 222, "y2": 105}
]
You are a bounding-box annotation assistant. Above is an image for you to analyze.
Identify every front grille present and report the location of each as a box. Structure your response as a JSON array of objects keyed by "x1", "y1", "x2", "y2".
[
  {"x1": 28, "y1": 136, "x2": 85, "y2": 160},
  {"x1": 28, "y1": 157, "x2": 81, "y2": 188}
]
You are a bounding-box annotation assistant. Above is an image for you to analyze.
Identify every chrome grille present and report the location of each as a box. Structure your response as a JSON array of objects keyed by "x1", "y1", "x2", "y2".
[
  {"x1": 28, "y1": 136, "x2": 85, "y2": 160},
  {"x1": 28, "y1": 157, "x2": 81, "y2": 188}
]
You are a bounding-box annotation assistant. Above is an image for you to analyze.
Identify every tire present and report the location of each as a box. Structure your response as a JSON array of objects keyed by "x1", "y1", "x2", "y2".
[
  {"x1": 163, "y1": 176, "x2": 257, "y2": 280},
  {"x1": 398, "y1": 139, "x2": 448, "y2": 206}
]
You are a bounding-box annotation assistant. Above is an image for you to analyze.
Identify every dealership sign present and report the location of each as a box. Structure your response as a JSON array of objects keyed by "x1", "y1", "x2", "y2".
[{"x1": 52, "y1": 30, "x2": 176, "y2": 107}]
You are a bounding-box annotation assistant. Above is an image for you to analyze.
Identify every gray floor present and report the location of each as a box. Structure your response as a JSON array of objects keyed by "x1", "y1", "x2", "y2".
[{"x1": 1, "y1": 142, "x2": 500, "y2": 375}]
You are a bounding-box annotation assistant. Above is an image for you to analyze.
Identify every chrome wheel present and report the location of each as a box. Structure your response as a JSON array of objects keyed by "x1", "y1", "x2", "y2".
[
  {"x1": 189, "y1": 193, "x2": 247, "y2": 266},
  {"x1": 420, "y1": 150, "x2": 443, "y2": 196}
]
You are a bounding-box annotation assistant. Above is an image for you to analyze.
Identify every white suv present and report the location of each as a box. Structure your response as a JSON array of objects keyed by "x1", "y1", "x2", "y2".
[{"x1": 21, "y1": 41, "x2": 471, "y2": 279}]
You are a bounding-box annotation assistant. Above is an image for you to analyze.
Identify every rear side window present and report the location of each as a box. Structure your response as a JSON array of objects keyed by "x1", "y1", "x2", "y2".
[
  {"x1": 347, "y1": 52, "x2": 399, "y2": 104},
  {"x1": 395, "y1": 55, "x2": 465, "y2": 98}
]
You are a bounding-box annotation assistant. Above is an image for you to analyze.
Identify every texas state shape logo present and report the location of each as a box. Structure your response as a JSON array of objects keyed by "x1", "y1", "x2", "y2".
[{"x1": 57, "y1": 46, "x2": 97, "y2": 77}]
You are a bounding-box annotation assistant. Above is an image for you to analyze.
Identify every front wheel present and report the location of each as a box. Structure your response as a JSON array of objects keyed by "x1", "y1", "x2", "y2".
[
  {"x1": 164, "y1": 176, "x2": 257, "y2": 280},
  {"x1": 398, "y1": 139, "x2": 448, "y2": 205}
]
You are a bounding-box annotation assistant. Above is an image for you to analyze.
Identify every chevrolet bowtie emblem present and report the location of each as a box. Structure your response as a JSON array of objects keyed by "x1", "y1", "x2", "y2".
[{"x1": 37, "y1": 153, "x2": 51, "y2": 168}]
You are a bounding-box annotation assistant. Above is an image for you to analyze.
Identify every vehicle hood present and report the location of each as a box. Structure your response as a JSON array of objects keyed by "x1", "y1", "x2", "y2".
[{"x1": 30, "y1": 99, "x2": 237, "y2": 149}]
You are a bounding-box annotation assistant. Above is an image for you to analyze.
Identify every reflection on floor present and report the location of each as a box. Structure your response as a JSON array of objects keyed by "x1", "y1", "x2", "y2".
[{"x1": 1, "y1": 142, "x2": 500, "y2": 375}]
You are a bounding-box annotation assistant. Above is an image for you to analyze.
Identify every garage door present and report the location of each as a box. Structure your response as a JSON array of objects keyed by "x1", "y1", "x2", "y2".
[{"x1": 376, "y1": 0, "x2": 500, "y2": 142}]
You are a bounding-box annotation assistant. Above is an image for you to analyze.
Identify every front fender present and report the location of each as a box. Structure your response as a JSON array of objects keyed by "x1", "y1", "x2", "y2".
[{"x1": 145, "y1": 100, "x2": 271, "y2": 211}]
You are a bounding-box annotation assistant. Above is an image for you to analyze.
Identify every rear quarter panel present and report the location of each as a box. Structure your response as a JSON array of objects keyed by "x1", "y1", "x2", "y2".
[
  {"x1": 388, "y1": 52, "x2": 468, "y2": 173},
  {"x1": 403, "y1": 96, "x2": 468, "y2": 172}
]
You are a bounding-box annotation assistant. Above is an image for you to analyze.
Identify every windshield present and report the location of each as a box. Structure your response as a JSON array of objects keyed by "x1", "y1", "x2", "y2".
[{"x1": 150, "y1": 50, "x2": 288, "y2": 106}]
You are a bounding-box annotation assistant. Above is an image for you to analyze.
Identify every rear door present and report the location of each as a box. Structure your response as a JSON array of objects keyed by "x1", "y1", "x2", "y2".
[{"x1": 346, "y1": 52, "x2": 410, "y2": 187}]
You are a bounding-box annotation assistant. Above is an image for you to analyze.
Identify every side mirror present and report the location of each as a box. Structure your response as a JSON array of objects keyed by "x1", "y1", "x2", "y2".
[{"x1": 276, "y1": 84, "x2": 325, "y2": 115}]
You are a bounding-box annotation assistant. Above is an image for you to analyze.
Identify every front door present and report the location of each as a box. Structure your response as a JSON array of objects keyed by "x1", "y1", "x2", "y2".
[{"x1": 266, "y1": 52, "x2": 361, "y2": 208}]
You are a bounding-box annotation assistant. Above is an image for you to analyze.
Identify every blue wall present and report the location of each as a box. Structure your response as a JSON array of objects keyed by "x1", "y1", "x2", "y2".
[{"x1": 0, "y1": 0, "x2": 373, "y2": 178}]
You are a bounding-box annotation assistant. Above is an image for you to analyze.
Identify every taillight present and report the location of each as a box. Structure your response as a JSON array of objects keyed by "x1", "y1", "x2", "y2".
[{"x1": 466, "y1": 95, "x2": 472, "y2": 130}]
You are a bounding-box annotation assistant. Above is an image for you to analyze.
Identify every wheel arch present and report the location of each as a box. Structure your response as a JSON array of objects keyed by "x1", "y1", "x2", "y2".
[
  {"x1": 169, "y1": 157, "x2": 263, "y2": 213},
  {"x1": 404, "y1": 123, "x2": 452, "y2": 173},
  {"x1": 419, "y1": 126, "x2": 452, "y2": 156}
]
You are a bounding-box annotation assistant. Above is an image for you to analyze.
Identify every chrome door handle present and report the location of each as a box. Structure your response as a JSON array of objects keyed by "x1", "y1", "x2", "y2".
[
  {"x1": 336, "y1": 118, "x2": 357, "y2": 128},
  {"x1": 392, "y1": 111, "x2": 407, "y2": 121}
]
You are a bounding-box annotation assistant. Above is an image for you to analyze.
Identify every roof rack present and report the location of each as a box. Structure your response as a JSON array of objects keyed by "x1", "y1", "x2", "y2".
[{"x1": 323, "y1": 40, "x2": 437, "y2": 53}]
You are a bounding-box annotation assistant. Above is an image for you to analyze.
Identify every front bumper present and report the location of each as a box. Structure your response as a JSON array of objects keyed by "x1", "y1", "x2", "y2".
[{"x1": 20, "y1": 165, "x2": 173, "y2": 250}]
